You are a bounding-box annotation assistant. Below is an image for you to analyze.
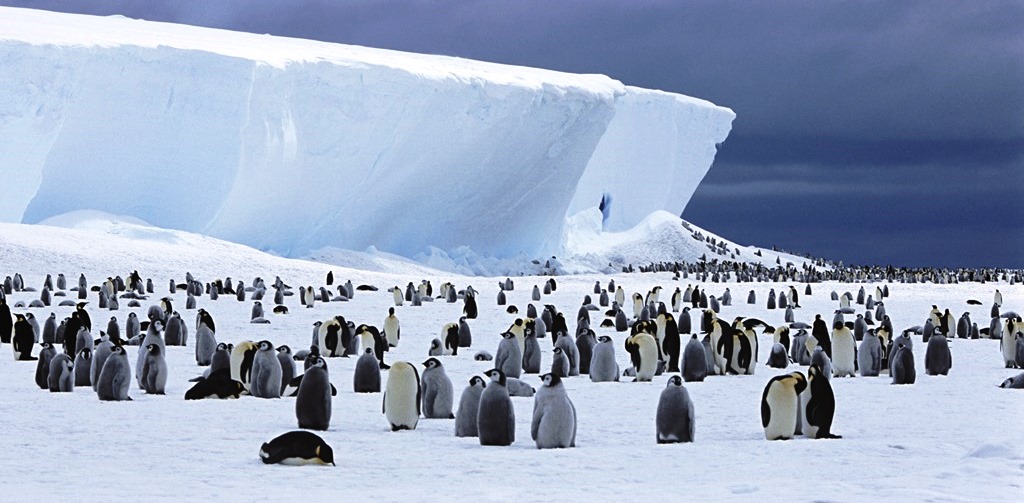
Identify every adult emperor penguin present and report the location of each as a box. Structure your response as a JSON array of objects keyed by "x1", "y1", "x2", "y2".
[
  {"x1": 96, "y1": 345, "x2": 132, "y2": 401},
  {"x1": 858, "y1": 331, "x2": 882, "y2": 377},
  {"x1": 625, "y1": 332, "x2": 658, "y2": 382},
  {"x1": 812, "y1": 315, "x2": 833, "y2": 359},
  {"x1": 532, "y1": 373, "x2": 577, "y2": 449},
  {"x1": 804, "y1": 364, "x2": 841, "y2": 439},
  {"x1": 317, "y1": 317, "x2": 346, "y2": 358},
  {"x1": 441, "y1": 323, "x2": 460, "y2": 356},
  {"x1": 494, "y1": 331, "x2": 522, "y2": 379},
  {"x1": 924, "y1": 332, "x2": 952, "y2": 375},
  {"x1": 478, "y1": 369, "x2": 515, "y2": 446},
  {"x1": 421, "y1": 358, "x2": 455, "y2": 419},
  {"x1": 384, "y1": 361, "x2": 421, "y2": 431},
  {"x1": 762, "y1": 371, "x2": 807, "y2": 440},
  {"x1": 259, "y1": 431, "x2": 335, "y2": 466},
  {"x1": 656, "y1": 375, "x2": 695, "y2": 443},
  {"x1": 140, "y1": 344, "x2": 168, "y2": 394},
  {"x1": 296, "y1": 357, "x2": 332, "y2": 430},
  {"x1": 251, "y1": 340, "x2": 283, "y2": 398},
  {"x1": 0, "y1": 298, "x2": 12, "y2": 344},
  {"x1": 890, "y1": 344, "x2": 916, "y2": 385},
  {"x1": 1002, "y1": 317, "x2": 1023, "y2": 368},
  {"x1": 682, "y1": 334, "x2": 708, "y2": 382},
  {"x1": 659, "y1": 312, "x2": 681, "y2": 373},
  {"x1": 455, "y1": 376, "x2": 487, "y2": 437},
  {"x1": 12, "y1": 314, "x2": 36, "y2": 360},
  {"x1": 384, "y1": 307, "x2": 400, "y2": 348},
  {"x1": 353, "y1": 348, "x2": 382, "y2": 393},
  {"x1": 48, "y1": 353, "x2": 74, "y2": 392},
  {"x1": 589, "y1": 335, "x2": 620, "y2": 383},
  {"x1": 230, "y1": 340, "x2": 258, "y2": 391},
  {"x1": 831, "y1": 321, "x2": 856, "y2": 378}
]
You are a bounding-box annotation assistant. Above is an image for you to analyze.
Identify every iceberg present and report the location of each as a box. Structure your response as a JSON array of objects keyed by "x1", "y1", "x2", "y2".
[{"x1": 0, "y1": 7, "x2": 734, "y2": 259}]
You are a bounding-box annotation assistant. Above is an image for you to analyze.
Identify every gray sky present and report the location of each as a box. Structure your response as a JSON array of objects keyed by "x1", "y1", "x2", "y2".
[{"x1": 6, "y1": 0, "x2": 1023, "y2": 267}]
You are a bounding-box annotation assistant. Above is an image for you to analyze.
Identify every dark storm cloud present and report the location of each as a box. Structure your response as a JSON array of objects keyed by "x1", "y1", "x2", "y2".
[{"x1": 4, "y1": 0, "x2": 1022, "y2": 266}]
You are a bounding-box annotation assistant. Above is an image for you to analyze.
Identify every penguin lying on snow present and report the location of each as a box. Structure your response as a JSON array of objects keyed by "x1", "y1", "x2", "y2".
[{"x1": 260, "y1": 431, "x2": 334, "y2": 466}]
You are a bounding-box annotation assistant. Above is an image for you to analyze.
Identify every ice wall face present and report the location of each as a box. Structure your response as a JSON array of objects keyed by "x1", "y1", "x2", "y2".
[{"x1": 0, "y1": 7, "x2": 734, "y2": 259}]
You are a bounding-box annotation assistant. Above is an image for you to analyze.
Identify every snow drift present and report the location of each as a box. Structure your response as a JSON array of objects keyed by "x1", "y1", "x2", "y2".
[{"x1": 0, "y1": 7, "x2": 734, "y2": 258}]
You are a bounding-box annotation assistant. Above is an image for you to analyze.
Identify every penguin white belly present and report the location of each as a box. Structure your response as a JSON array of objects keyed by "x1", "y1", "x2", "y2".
[
  {"x1": 637, "y1": 341, "x2": 658, "y2": 381},
  {"x1": 1003, "y1": 329, "x2": 1017, "y2": 365},
  {"x1": 764, "y1": 385, "x2": 799, "y2": 440},
  {"x1": 833, "y1": 334, "x2": 856, "y2": 377},
  {"x1": 385, "y1": 378, "x2": 419, "y2": 428},
  {"x1": 800, "y1": 388, "x2": 816, "y2": 438}
]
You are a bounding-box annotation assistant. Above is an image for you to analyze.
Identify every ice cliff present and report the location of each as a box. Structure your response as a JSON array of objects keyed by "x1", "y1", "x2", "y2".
[{"x1": 0, "y1": 7, "x2": 734, "y2": 258}]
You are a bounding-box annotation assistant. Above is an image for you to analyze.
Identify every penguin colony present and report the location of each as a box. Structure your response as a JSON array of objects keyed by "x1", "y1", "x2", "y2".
[{"x1": 0, "y1": 266, "x2": 1020, "y2": 470}]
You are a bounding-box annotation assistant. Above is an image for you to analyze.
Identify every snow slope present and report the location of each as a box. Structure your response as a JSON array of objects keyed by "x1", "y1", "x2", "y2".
[
  {"x1": 0, "y1": 7, "x2": 734, "y2": 259},
  {"x1": 0, "y1": 220, "x2": 1021, "y2": 502}
]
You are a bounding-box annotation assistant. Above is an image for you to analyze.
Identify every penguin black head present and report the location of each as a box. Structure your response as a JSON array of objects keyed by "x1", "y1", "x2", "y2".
[
  {"x1": 430, "y1": 339, "x2": 441, "y2": 349},
  {"x1": 833, "y1": 321, "x2": 844, "y2": 330},
  {"x1": 146, "y1": 344, "x2": 161, "y2": 355},
  {"x1": 76, "y1": 302, "x2": 88, "y2": 308},
  {"x1": 469, "y1": 376, "x2": 486, "y2": 388},
  {"x1": 316, "y1": 442, "x2": 336, "y2": 466},
  {"x1": 553, "y1": 347, "x2": 564, "y2": 355},
  {"x1": 388, "y1": 307, "x2": 395, "y2": 316},
  {"x1": 311, "y1": 357, "x2": 327, "y2": 369},
  {"x1": 41, "y1": 342, "x2": 52, "y2": 349},
  {"x1": 500, "y1": 332, "x2": 514, "y2": 340},
  {"x1": 257, "y1": 340, "x2": 274, "y2": 351},
  {"x1": 216, "y1": 342, "x2": 228, "y2": 352},
  {"x1": 364, "y1": 347, "x2": 373, "y2": 355},
  {"x1": 308, "y1": 345, "x2": 320, "y2": 357},
  {"x1": 506, "y1": 306, "x2": 519, "y2": 314},
  {"x1": 598, "y1": 335, "x2": 612, "y2": 343},
  {"x1": 277, "y1": 345, "x2": 291, "y2": 354},
  {"x1": 423, "y1": 358, "x2": 441, "y2": 369},
  {"x1": 78, "y1": 347, "x2": 92, "y2": 359},
  {"x1": 666, "y1": 375, "x2": 682, "y2": 387},
  {"x1": 110, "y1": 346, "x2": 124, "y2": 355},
  {"x1": 484, "y1": 368, "x2": 506, "y2": 386},
  {"x1": 540, "y1": 373, "x2": 562, "y2": 387}
]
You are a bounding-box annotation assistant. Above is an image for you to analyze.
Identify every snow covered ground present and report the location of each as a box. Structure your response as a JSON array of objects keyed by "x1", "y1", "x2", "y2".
[{"x1": 0, "y1": 219, "x2": 1021, "y2": 501}]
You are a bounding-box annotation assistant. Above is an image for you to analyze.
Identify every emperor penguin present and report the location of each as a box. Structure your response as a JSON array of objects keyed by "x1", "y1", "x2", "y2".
[
  {"x1": 12, "y1": 314, "x2": 36, "y2": 360},
  {"x1": 96, "y1": 345, "x2": 132, "y2": 401},
  {"x1": 250, "y1": 340, "x2": 283, "y2": 398},
  {"x1": 890, "y1": 344, "x2": 916, "y2": 385},
  {"x1": 494, "y1": 331, "x2": 523, "y2": 379},
  {"x1": 164, "y1": 313, "x2": 184, "y2": 346},
  {"x1": 421, "y1": 358, "x2": 455, "y2": 419},
  {"x1": 74, "y1": 347, "x2": 92, "y2": 387},
  {"x1": 463, "y1": 291, "x2": 478, "y2": 320},
  {"x1": 831, "y1": 321, "x2": 856, "y2": 378},
  {"x1": 614, "y1": 285, "x2": 625, "y2": 307},
  {"x1": 762, "y1": 371, "x2": 807, "y2": 440},
  {"x1": 576, "y1": 328, "x2": 597, "y2": 375},
  {"x1": 41, "y1": 313, "x2": 57, "y2": 344},
  {"x1": 455, "y1": 377, "x2": 487, "y2": 437},
  {"x1": 36, "y1": 343, "x2": 57, "y2": 388},
  {"x1": 277, "y1": 345, "x2": 295, "y2": 394},
  {"x1": 767, "y1": 343, "x2": 789, "y2": 369},
  {"x1": 478, "y1": 369, "x2": 515, "y2": 446},
  {"x1": 924, "y1": 333, "x2": 952, "y2": 375},
  {"x1": 625, "y1": 332, "x2": 658, "y2": 382},
  {"x1": 1002, "y1": 317, "x2": 1022, "y2": 368},
  {"x1": 140, "y1": 344, "x2": 168, "y2": 394},
  {"x1": 677, "y1": 307, "x2": 692, "y2": 334},
  {"x1": 195, "y1": 322, "x2": 217, "y2": 366},
  {"x1": 259, "y1": 431, "x2": 335, "y2": 466},
  {"x1": 656, "y1": 375, "x2": 695, "y2": 443},
  {"x1": 48, "y1": 353, "x2": 75, "y2": 392},
  {"x1": 458, "y1": 316, "x2": 472, "y2": 348},
  {"x1": 441, "y1": 323, "x2": 459, "y2": 356},
  {"x1": 317, "y1": 317, "x2": 345, "y2": 357},
  {"x1": 659, "y1": 312, "x2": 681, "y2": 373},
  {"x1": 589, "y1": 335, "x2": 620, "y2": 383},
  {"x1": 681, "y1": 334, "x2": 708, "y2": 382},
  {"x1": 392, "y1": 286, "x2": 404, "y2": 307},
  {"x1": 383, "y1": 361, "x2": 421, "y2": 431},
  {"x1": 353, "y1": 348, "x2": 382, "y2": 393},
  {"x1": 384, "y1": 307, "x2": 400, "y2": 348},
  {"x1": 804, "y1": 364, "x2": 841, "y2": 439},
  {"x1": 230, "y1": 340, "x2": 258, "y2": 391},
  {"x1": 555, "y1": 332, "x2": 580, "y2": 376},
  {"x1": 550, "y1": 347, "x2": 569, "y2": 378},
  {"x1": 522, "y1": 324, "x2": 542, "y2": 374},
  {"x1": 532, "y1": 373, "x2": 577, "y2": 449},
  {"x1": 857, "y1": 331, "x2": 882, "y2": 377},
  {"x1": 296, "y1": 357, "x2": 332, "y2": 431},
  {"x1": 91, "y1": 338, "x2": 115, "y2": 391},
  {"x1": 136, "y1": 320, "x2": 165, "y2": 388}
]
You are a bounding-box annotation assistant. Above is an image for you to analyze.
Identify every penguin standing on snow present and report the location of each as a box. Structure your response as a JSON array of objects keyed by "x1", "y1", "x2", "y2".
[
  {"x1": 478, "y1": 369, "x2": 515, "y2": 446},
  {"x1": 804, "y1": 364, "x2": 841, "y2": 439},
  {"x1": 532, "y1": 373, "x2": 577, "y2": 449},
  {"x1": 656, "y1": 375, "x2": 695, "y2": 443},
  {"x1": 421, "y1": 358, "x2": 454, "y2": 419},
  {"x1": 455, "y1": 376, "x2": 486, "y2": 437}
]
